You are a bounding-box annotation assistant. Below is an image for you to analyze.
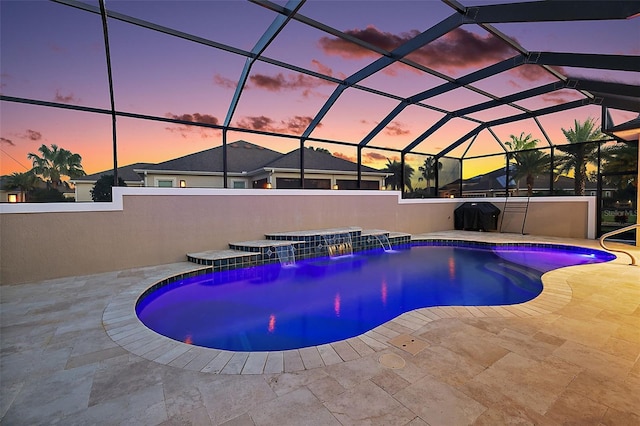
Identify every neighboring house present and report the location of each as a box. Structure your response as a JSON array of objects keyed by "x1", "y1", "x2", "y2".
[
  {"x1": 72, "y1": 163, "x2": 151, "y2": 202},
  {"x1": 72, "y1": 140, "x2": 388, "y2": 201},
  {"x1": 442, "y1": 166, "x2": 615, "y2": 198},
  {"x1": 0, "y1": 176, "x2": 22, "y2": 203},
  {"x1": 0, "y1": 175, "x2": 75, "y2": 202}
]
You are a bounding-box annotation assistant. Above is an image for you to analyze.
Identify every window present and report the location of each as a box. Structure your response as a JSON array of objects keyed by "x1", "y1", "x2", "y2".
[
  {"x1": 233, "y1": 181, "x2": 246, "y2": 189},
  {"x1": 336, "y1": 180, "x2": 380, "y2": 190},
  {"x1": 157, "y1": 180, "x2": 174, "y2": 187},
  {"x1": 276, "y1": 178, "x2": 331, "y2": 189}
]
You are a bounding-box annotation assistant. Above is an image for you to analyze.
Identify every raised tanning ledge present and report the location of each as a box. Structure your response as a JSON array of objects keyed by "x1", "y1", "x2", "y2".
[{"x1": 186, "y1": 227, "x2": 411, "y2": 271}]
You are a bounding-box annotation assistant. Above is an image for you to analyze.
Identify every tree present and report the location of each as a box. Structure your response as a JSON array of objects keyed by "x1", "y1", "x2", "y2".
[
  {"x1": 308, "y1": 146, "x2": 331, "y2": 155},
  {"x1": 30, "y1": 187, "x2": 68, "y2": 202},
  {"x1": 382, "y1": 158, "x2": 414, "y2": 192},
  {"x1": 27, "y1": 144, "x2": 86, "y2": 190},
  {"x1": 556, "y1": 118, "x2": 605, "y2": 196},
  {"x1": 510, "y1": 150, "x2": 551, "y2": 197},
  {"x1": 418, "y1": 156, "x2": 442, "y2": 196},
  {"x1": 505, "y1": 132, "x2": 538, "y2": 151},
  {"x1": 91, "y1": 174, "x2": 127, "y2": 202},
  {"x1": 600, "y1": 141, "x2": 638, "y2": 189},
  {"x1": 505, "y1": 133, "x2": 543, "y2": 196},
  {"x1": 4, "y1": 171, "x2": 38, "y2": 202}
]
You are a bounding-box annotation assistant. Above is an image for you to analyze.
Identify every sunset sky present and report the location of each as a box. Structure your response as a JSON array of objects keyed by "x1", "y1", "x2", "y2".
[{"x1": 1, "y1": 0, "x2": 638, "y2": 182}]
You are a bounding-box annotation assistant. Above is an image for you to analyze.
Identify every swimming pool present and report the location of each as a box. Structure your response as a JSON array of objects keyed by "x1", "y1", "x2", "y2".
[{"x1": 136, "y1": 243, "x2": 614, "y2": 352}]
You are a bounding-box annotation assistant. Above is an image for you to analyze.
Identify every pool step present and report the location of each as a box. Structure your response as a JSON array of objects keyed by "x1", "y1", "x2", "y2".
[
  {"x1": 229, "y1": 239, "x2": 305, "y2": 264},
  {"x1": 186, "y1": 228, "x2": 412, "y2": 270},
  {"x1": 228, "y1": 239, "x2": 305, "y2": 253},
  {"x1": 186, "y1": 249, "x2": 259, "y2": 268}
]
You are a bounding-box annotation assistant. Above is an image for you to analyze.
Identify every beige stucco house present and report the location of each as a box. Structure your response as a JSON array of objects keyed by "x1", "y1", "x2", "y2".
[{"x1": 72, "y1": 140, "x2": 388, "y2": 201}]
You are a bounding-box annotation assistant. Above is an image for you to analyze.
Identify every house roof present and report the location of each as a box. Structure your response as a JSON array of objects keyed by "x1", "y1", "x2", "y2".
[
  {"x1": 262, "y1": 147, "x2": 383, "y2": 174},
  {"x1": 71, "y1": 140, "x2": 384, "y2": 181},
  {"x1": 143, "y1": 140, "x2": 283, "y2": 174},
  {"x1": 74, "y1": 163, "x2": 154, "y2": 182}
]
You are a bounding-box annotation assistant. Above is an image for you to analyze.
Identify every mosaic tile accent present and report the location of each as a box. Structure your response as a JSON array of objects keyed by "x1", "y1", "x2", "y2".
[
  {"x1": 188, "y1": 228, "x2": 414, "y2": 270},
  {"x1": 410, "y1": 238, "x2": 607, "y2": 254}
]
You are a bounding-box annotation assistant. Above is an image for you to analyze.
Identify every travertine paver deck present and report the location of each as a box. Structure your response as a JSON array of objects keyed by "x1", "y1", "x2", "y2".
[{"x1": 2, "y1": 231, "x2": 639, "y2": 425}]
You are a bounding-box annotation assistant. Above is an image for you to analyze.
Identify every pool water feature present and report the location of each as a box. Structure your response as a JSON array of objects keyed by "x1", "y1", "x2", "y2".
[
  {"x1": 374, "y1": 234, "x2": 393, "y2": 252},
  {"x1": 323, "y1": 232, "x2": 353, "y2": 258},
  {"x1": 136, "y1": 243, "x2": 614, "y2": 352},
  {"x1": 275, "y1": 245, "x2": 295, "y2": 267}
]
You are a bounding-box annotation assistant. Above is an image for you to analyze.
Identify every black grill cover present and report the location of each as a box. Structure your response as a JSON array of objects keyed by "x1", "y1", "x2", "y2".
[{"x1": 454, "y1": 202, "x2": 500, "y2": 231}]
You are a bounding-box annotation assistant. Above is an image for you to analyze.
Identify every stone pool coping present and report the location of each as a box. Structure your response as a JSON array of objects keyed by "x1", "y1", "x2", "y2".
[{"x1": 102, "y1": 233, "x2": 612, "y2": 375}]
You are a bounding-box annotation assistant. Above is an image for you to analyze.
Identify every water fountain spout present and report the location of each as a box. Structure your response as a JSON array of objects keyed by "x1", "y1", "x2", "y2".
[
  {"x1": 323, "y1": 233, "x2": 353, "y2": 258},
  {"x1": 374, "y1": 234, "x2": 393, "y2": 252},
  {"x1": 275, "y1": 245, "x2": 296, "y2": 266}
]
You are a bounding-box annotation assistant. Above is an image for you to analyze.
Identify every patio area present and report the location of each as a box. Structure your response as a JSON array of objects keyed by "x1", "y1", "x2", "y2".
[{"x1": 1, "y1": 232, "x2": 639, "y2": 425}]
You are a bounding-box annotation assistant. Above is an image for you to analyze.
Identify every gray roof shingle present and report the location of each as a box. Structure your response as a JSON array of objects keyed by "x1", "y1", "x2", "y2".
[
  {"x1": 263, "y1": 147, "x2": 382, "y2": 173},
  {"x1": 147, "y1": 140, "x2": 283, "y2": 173},
  {"x1": 74, "y1": 163, "x2": 153, "y2": 182},
  {"x1": 75, "y1": 140, "x2": 384, "y2": 180}
]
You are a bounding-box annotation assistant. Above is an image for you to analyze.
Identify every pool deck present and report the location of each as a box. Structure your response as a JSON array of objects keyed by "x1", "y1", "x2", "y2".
[{"x1": 1, "y1": 231, "x2": 639, "y2": 425}]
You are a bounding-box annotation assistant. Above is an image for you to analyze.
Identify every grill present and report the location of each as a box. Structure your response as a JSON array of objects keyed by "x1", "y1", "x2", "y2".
[{"x1": 454, "y1": 202, "x2": 500, "y2": 231}]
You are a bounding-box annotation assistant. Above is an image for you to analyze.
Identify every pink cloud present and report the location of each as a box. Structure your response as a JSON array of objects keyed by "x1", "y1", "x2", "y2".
[
  {"x1": 249, "y1": 72, "x2": 332, "y2": 92},
  {"x1": 24, "y1": 130, "x2": 42, "y2": 141},
  {"x1": 54, "y1": 90, "x2": 78, "y2": 104},
  {"x1": 333, "y1": 151, "x2": 356, "y2": 162},
  {"x1": 313, "y1": 150, "x2": 390, "y2": 165},
  {"x1": 214, "y1": 63, "x2": 340, "y2": 98},
  {"x1": 319, "y1": 25, "x2": 408, "y2": 59},
  {"x1": 235, "y1": 115, "x2": 320, "y2": 134},
  {"x1": 310, "y1": 59, "x2": 347, "y2": 80},
  {"x1": 167, "y1": 113, "x2": 220, "y2": 126},
  {"x1": 510, "y1": 64, "x2": 566, "y2": 83},
  {"x1": 319, "y1": 26, "x2": 517, "y2": 73},
  {"x1": 165, "y1": 112, "x2": 221, "y2": 139},
  {"x1": 213, "y1": 74, "x2": 237, "y2": 89},
  {"x1": 383, "y1": 121, "x2": 411, "y2": 136},
  {"x1": 541, "y1": 91, "x2": 582, "y2": 105},
  {"x1": 365, "y1": 152, "x2": 386, "y2": 161}
]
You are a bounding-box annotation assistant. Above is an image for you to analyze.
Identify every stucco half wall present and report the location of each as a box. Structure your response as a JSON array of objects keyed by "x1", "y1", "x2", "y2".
[{"x1": 0, "y1": 188, "x2": 596, "y2": 285}]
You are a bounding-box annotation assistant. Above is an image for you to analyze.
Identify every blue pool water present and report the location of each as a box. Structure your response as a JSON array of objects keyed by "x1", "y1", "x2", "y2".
[{"x1": 136, "y1": 244, "x2": 614, "y2": 351}]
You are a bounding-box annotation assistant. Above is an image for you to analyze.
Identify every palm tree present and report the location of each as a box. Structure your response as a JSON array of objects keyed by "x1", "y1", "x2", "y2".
[
  {"x1": 556, "y1": 118, "x2": 605, "y2": 196},
  {"x1": 510, "y1": 150, "x2": 551, "y2": 197},
  {"x1": 418, "y1": 156, "x2": 442, "y2": 196},
  {"x1": 505, "y1": 132, "x2": 538, "y2": 151},
  {"x1": 600, "y1": 142, "x2": 638, "y2": 189},
  {"x1": 382, "y1": 158, "x2": 414, "y2": 192},
  {"x1": 4, "y1": 171, "x2": 38, "y2": 202},
  {"x1": 27, "y1": 144, "x2": 85, "y2": 190},
  {"x1": 505, "y1": 133, "x2": 541, "y2": 196}
]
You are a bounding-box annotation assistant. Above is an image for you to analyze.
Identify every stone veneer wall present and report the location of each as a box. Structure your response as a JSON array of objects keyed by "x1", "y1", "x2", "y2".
[{"x1": 0, "y1": 188, "x2": 595, "y2": 285}]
